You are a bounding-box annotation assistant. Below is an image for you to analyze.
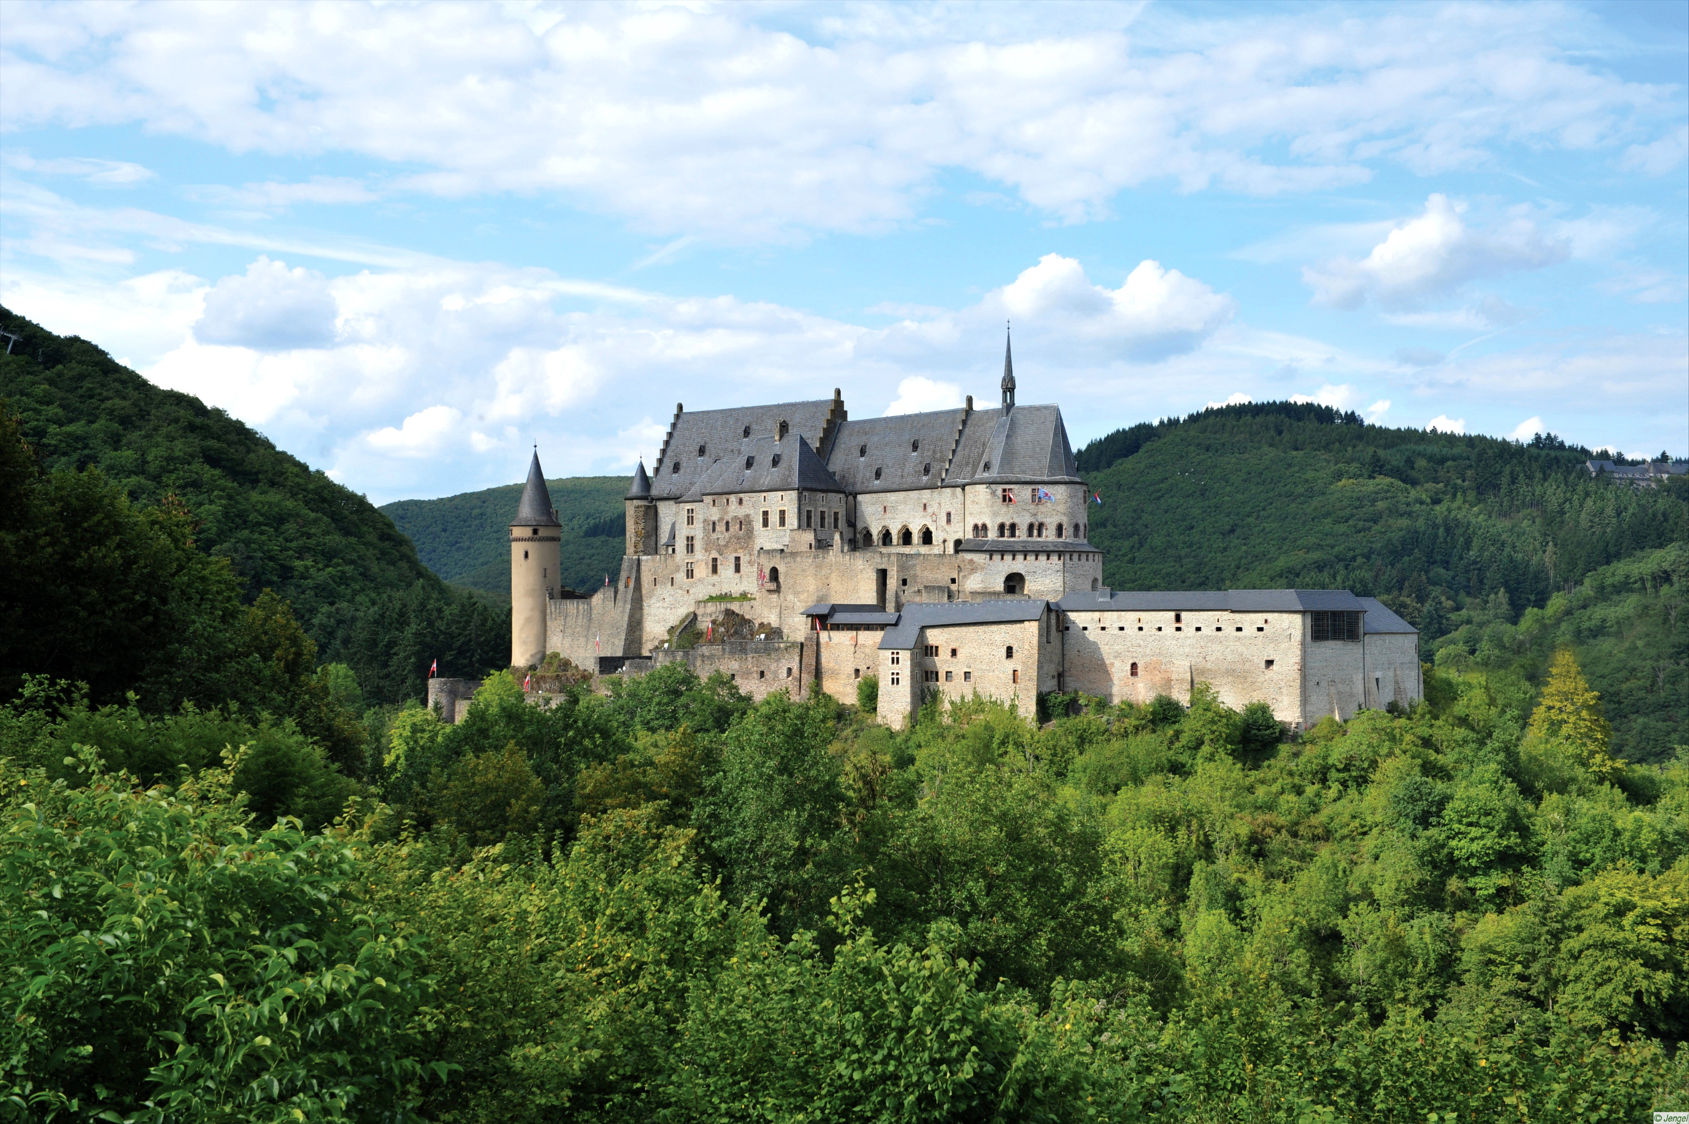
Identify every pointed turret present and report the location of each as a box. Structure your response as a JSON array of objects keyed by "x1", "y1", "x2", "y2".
[
  {"x1": 1001, "y1": 328, "x2": 1016, "y2": 413},
  {"x1": 626, "y1": 458, "x2": 652, "y2": 500},
  {"x1": 514, "y1": 450, "x2": 560, "y2": 526}
]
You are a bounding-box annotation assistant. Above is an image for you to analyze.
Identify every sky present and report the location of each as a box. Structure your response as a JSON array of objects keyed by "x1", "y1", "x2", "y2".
[{"x1": 1, "y1": 0, "x2": 1685, "y2": 505}]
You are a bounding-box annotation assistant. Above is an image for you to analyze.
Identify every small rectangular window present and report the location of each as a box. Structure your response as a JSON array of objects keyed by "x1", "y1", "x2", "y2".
[
  {"x1": 963, "y1": 671, "x2": 971, "y2": 682},
  {"x1": 945, "y1": 670, "x2": 953, "y2": 682},
  {"x1": 685, "y1": 535, "x2": 695, "y2": 555},
  {"x1": 949, "y1": 648, "x2": 957, "y2": 658},
  {"x1": 733, "y1": 556, "x2": 742, "y2": 574},
  {"x1": 710, "y1": 557, "x2": 719, "y2": 576},
  {"x1": 890, "y1": 652, "x2": 901, "y2": 666},
  {"x1": 1265, "y1": 659, "x2": 1275, "y2": 670},
  {"x1": 779, "y1": 509, "x2": 787, "y2": 528},
  {"x1": 854, "y1": 668, "x2": 861, "y2": 679},
  {"x1": 890, "y1": 670, "x2": 901, "y2": 686},
  {"x1": 762, "y1": 510, "x2": 770, "y2": 528},
  {"x1": 685, "y1": 562, "x2": 694, "y2": 579},
  {"x1": 1012, "y1": 669, "x2": 1019, "y2": 684}
]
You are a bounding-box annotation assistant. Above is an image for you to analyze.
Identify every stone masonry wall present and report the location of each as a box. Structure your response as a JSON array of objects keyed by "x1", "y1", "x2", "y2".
[{"x1": 875, "y1": 613, "x2": 1056, "y2": 726}]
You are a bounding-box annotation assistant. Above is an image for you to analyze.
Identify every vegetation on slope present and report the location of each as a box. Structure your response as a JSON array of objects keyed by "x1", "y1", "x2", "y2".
[
  {"x1": 381, "y1": 475, "x2": 627, "y2": 598},
  {"x1": 0, "y1": 307, "x2": 507, "y2": 704}
]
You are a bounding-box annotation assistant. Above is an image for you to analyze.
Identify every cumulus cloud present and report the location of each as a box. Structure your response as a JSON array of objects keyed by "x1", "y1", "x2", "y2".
[
  {"x1": 885, "y1": 376, "x2": 965, "y2": 416},
  {"x1": 1426, "y1": 415, "x2": 1466, "y2": 434},
  {"x1": 1365, "y1": 400, "x2": 1391, "y2": 423},
  {"x1": 1510, "y1": 416, "x2": 1545, "y2": 442},
  {"x1": 1205, "y1": 392, "x2": 1252, "y2": 410},
  {"x1": 1, "y1": 3, "x2": 1679, "y2": 241},
  {"x1": 195, "y1": 257, "x2": 339, "y2": 350},
  {"x1": 1304, "y1": 195, "x2": 1567, "y2": 309},
  {"x1": 1290, "y1": 384, "x2": 1361, "y2": 411},
  {"x1": 366, "y1": 405, "x2": 464, "y2": 458},
  {"x1": 1621, "y1": 124, "x2": 1689, "y2": 176},
  {"x1": 987, "y1": 255, "x2": 1235, "y2": 361}
]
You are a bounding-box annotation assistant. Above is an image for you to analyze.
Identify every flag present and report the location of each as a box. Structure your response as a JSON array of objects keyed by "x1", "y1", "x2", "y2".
[
  {"x1": 604, "y1": 574, "x2": 610, "y2": 586},
  {"x1": 1004, "y1": 488, "x2": 1016, "y2": 504},
  {"x1": 522, "y1": 672, "x2": 532, "y2": 691},
  {"x1": 706, "y1": 621, "x2": 713, "y2": 640},
  {"x1": 595, "y1": 634, "x2": 601, "y2": 653},
  {"x1": 429, "y1": 658, "x2": 437, "y2": 677},
  {"x1": 1092, "y1": 491, "x2": 1103, "y2": 505}
]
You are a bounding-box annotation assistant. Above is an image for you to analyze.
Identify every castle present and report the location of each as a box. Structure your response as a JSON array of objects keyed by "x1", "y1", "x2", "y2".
[{"x1": 501, "y1": 337, "x2": 1421, "y2": 727}]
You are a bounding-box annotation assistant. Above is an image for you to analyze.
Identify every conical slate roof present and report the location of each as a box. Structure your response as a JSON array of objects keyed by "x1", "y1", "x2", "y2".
[
  {"x1": 512, "y1": 450, "x2": 560, "y2": 526},
  {"x1": 1001, "y1": 331, "x2": 1015, "y2": 392},
  {"x1": 626, "y1": 459, "x2": 652, "y2": 500}
]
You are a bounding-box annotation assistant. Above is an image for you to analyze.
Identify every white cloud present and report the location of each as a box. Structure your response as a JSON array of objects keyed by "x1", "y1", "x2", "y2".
[
  {"x1": 1, "y1": 3, "x2": 1679, "y2": 242},
  {"x1": 1426, "y1": 415, "x2": 1466, "y2": 434},
  {"x1": 1621, "y1": 124, "x2": 1689, "y2": 176},
  {"x1": 885, "y1": 376, "x2": 965, "y2": 415},
  {"x1": 366, "y1": 405, "x2": 464, "y2": 458},
  {"x1": 1509, "y1": 416, "x2": 1544, "y2": 442},
  {"x1": 1, "y1": 150, "x2": 153, "y2": 185},
  {"x1": 1365, "y1": 399, "x2": 1391, "y2": 423},
  {"x1": 188, "y1": 177, "x2": 379, "y2": 211},
  {"x1": 195, "y1": 257, "x2": 338, "y2": 350},
  {"x1": 985, "y1": 255, "x2": 1235, "y2": 360},
  {"x1": 1205, "y1": 392, "x2": 1252, "y2": 410},
  {"x1": 1304, "y1": 194, "x2": 1567, "y2": 309},
  {"x1": 1290, "y1": 384, "x2": 1360, "y2": 411}
]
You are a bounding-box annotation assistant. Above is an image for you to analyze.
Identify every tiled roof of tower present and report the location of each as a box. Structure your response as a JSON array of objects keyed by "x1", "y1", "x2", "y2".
[
  {"x1": 625, "y1": 459, "x2": 651, "y2": 499},
  {"x1": 513, "y1": 451, "x2": 560, "y2": 526},
  {"x1": 878, "y1": 599, "x2": 1048, "y2": 649},
  {"x1": 691, "y1": 434, "x2": 844, "y2": 497},
  {"x1": 650, "y1": 398, "x2": 837, "y2": 501},
  {"x1": 949, "y1": 404, "x2": 1080, "y2": 484},
  {"x1": 827, "y1": 409, "x2": 969, "y2": 493}
]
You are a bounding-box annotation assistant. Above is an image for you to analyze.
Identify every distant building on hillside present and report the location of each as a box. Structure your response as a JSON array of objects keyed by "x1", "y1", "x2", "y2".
[
  {"x1": 480, "y1": 332, "x2": 1420, "y2": 729},
  {"x1": 1585, "y1": 458, "x2": 1688, "y2": 488}
]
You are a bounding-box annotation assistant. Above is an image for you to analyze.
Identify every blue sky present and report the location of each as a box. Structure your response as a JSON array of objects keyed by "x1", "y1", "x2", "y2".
[{"x1": 2, "y1": 0, "x2": 1684, "y2": 504}]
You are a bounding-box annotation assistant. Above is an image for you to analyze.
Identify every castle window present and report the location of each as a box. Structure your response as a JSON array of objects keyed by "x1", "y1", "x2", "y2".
[
  {"x1": 1008, "y1": 523, "x2": 1017, "y2": 538},
  {"x1": 1004, "y1": 646, "x2": 1014, "y2": 659},
  {"x1": 945, "y1": 670, "x2": 953, "y2": 682},
  {"x1": 733, "y1": 555, "x2": 741, "y2": 573},
  {"x1": 924, "y1": 670, "x2": 939, "y2": 683},
  {"x1": 881, "y1": 529, "x2": 892, "y2": 546},
  {"x1": 1174, "y1": 612, "x2": 1182, "y2": 623},
  {"x1": 1311, "y1": 611, "x2": 1361, "y2": 642},
  {"x1": 950, "y1": 647, "x2": 957, "y2": 658},
  {"x1": 1257, "y1": 626, "x2": 1264, "y2": 632},
  {"x1": 523, "y1": 549, "x2": 528, "y2": 559},
  {"x1": 964, "y1": 670, "x2": 972, "y2": 682},
  {"x1": 920, "y1": 527, "x2": 932, "y2": 545},
  {"x1": 685, "y1": 535, "x2": 694, "y2": 554},
  {"x1": 1001, "y1": 488, "x2": 1013, "y2": 503},
  {"x1": 945, "y1": 511, "x2": 951, "y2": 524},
  {"x1": 924, "y1": 644, "x2": 939, "y2": 657},
  {"x1": 779, "y1": 509, "x2": 787, "y2": 527},
  {"x1": 778, "y1": 420, "x2": 789, "y2": 439},
  {"x1": 771, "y1": 453, "x2": 781, "y2": 467},
  {"x1": 911, "y1": 439, "x2": 920, "y2": 452},
  {"x1": 762, "y1": 510, "x2": 770, "y2": 528},
  {"x1": 805, "y1": 509, "x2": 813, "y2": 528},
  {"x1": 758, "y1": 670, "x2": 765, "y2": 678},
  {"x1": 672, "y1": 462, "x2": 679, "y2": 473},
  {"x1": 531, "y1": 527, "x2": 538, "y2": 536},
  {"x1": 746, "y1": 456, "x2": 755, "y2": 469},
  {"x1": 890, "y1": 671, "x2": 901, "y2": 686},
  {"x1": 1012, "y1": 669, "x2": 1019, "y2": 684},
  {"x1": 996, "y1": 522, "x2": 1005, "y2": 537},
  {"x1": 1130, "y1": 662, "x2": 1138, "y2": 677},
  {"x1": 685, "y1": 562, "x2": 694, "y2": 578},
  {"x1": 890, "y1": 652, "x2": 901, "y2": 665},
  {"x1": 698, "y1": 444, "x2": 706, "y2": 456},
  {"x1": 983, "y1": 461, "x2": 990, "y2": 471},
  {"x1": 832, "y1": 511, "x2": 839, "y2": 529},
  {"x1": 1236, "y1": 626, "x2": 1243, "y2": 632},
  {"x1": 874, "y1": 467, "x2": 883, "y2": 480},
  {"x1": 900, "y1": 527, "x2": 913, "y2": 546},
  {"x1": 786, "y1": 667, "x2": 793, "y2": 678},
  {"x1": 743, "y1": 425, "x2": 751, "y2": 437},
  {"x1": 854, "y1": 668, "x2": 861, "y2": 679},
  {"x1": 686, "y1": 508, "x2": 695, "y2": 526},
  {"x1": 923, "y1": 462, "x2": 931, "y2": 475},
  {"x1": 1055, "y1": 523, "x2": 1064, "y2": 538},
  {"x1": 1265, "y1": 659, "x2": 1275, "y2": 669},
  {"x1": 710, "y1": 557, "x2": 719, "y2": 575},
  {"x1": 859, "y1": 444, "x2": 867, "y2": 457}
]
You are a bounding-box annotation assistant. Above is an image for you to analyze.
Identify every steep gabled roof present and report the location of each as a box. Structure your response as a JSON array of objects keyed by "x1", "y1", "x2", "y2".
[
  {"x1": 650, "y1": 398, "x2": 837, "y2": 501},
  {"x1": 879, "y1": 599, "x2": 1048, "y2": 649},
  {"x1": 827, "y1": 409, "x2": 969, "y2": 493},
  {"x1": 694, "y1": 433, "x2": 844, "y2": 497},
  {"x1": 1358, "y1": 597, "x2": 1418, "y2": 634},
  {"x1": 946, "y1": 404, "x2": 1079, "y2": 485},
  {"x1": 513, "y1": 451, "x2": 560, "y2": 526}
]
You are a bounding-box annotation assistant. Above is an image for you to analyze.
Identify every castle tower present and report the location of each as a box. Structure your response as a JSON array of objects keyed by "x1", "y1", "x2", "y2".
[
  {"x1": 624, "y1": 458, "x2": 656, "y2": 555},
  {"x1": 1001, "y1": 327, "x2": 1016, "y2": 413},
  {"x1": 510, "y1": 450, "x2": 561, "y2": 668}
]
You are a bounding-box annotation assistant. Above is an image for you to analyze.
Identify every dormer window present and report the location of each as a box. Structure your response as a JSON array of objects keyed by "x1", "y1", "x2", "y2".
[
  {"x1": 874, "y1": 467, "x2": 882, "y2": 480},
  {"x1": 742, "y1": 425, "x2": 750, "y2": 437},
  {"x1": 982, "y1": 460, "x2": 991, "y2": 472},
  {"x1": 771, "y1": 453, "x2": 781, "y2": 467},
  {"x1": 698, "y1": 444, "x2": 706, "y2": 457},
  {"x1": 922, "y1": 462, "x2": 931, "y2": 475},
  {"x1": 911, "y1": 439, "x2": 919, "y2": 452},
  {"x1": 859, "y1": 444, "x2": 867, "y2": 457},
  {"x1": 671, "y1": 461, "x2": 679, "y2": 473},
  {"x1": 745, "y1": 456, "x2": 755, "y2": 469},
  {"x1": 777, "y1": 420, "x2": 789, "y2": 440}
]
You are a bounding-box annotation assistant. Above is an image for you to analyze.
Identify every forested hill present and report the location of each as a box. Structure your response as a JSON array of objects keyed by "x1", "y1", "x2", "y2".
[
  {"x1": 0, "y1": 306, "x2": 507, "y2": 703},
  {"x1": 382, "y1": 475, "x2": 628, "y2": 598}
]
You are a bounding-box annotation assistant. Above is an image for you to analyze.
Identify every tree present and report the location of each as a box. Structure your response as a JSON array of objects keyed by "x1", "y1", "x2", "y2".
[{"x1": 1524, "y1": 647, "x2": 1620, "y2": 782}]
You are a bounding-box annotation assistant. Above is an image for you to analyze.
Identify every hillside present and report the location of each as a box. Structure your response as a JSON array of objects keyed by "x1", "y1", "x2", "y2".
[
  {"x1": 0, "y1": 306, "x2": 509, "y2": 702},
  {"x1": 382, "y1": 475, "x2": 627, "y2": 598}
]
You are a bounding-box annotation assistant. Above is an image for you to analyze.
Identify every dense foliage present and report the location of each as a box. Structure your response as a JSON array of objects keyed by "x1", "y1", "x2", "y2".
[
  {"x1": 8, "y1": 658, "x2": 1688, "y2": 1121},
  {"x1": 0, "y1": 307, "x2": 507, "y2": 704},
  {"x1": 382, "y1": 475, "x2": 628, "y2": 598}
]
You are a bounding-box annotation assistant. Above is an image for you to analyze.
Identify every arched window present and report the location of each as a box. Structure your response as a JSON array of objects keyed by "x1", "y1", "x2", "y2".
[
  {"x1": 1038, "y1": 522, "x2": 1046, "y2": 537},
  {"x1": 1003, "y1": 572, "x2": 1025, "y2": 595},
  {"x1": 874, "y1": 467, "x2": 882, "y2": 480},
  {"x1": 1130, "y1": 662, "x2": 1139, "y2": 677},
  {"x1": 880, "y1": 528, "x2": 893, "y2": 546},
  {"x1": 1091, "y1": 577, "x2": 1100, "y2": 591},
  {"x1": 1004, "y1": 645, "x2": 1015, "y2": 659},
  {"x1": 919, "y1": 527, "x2": 933, "y2": 545},
  {"x1": 767, "y1": 565, "x2": 780, "y2": 585},
  {"x1": 778, "y1": 420, "x2": 789, "y2": 439},
  {"x1": 1055, "y1": 523, "x2": 1064, "y2": 538},
  {"x1": 899, "y1": 527, "x2": 913, "y2": 546},
  {"x1": 997, "y1": 522, "x2": 1006, "y2": 537},
  {"x1": 863, "y1": 529, "x2": 874, "y2": 547},
  {"x1": 1008, "y1": 523, "x2": 1018, "y2": 538}
]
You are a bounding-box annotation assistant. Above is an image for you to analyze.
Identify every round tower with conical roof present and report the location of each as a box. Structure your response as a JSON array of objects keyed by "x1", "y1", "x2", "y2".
[
  {"x1": 510, "y1": 449, "x2": 561, "y2": 668},
  {"x1": 624, "y1": 458, "x2": 656, "y2": 555}
]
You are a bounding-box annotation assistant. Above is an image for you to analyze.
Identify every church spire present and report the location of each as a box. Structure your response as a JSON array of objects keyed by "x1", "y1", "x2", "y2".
[{"x1": 1001, "y1": 323, "x2": 1016, "y2": 412}]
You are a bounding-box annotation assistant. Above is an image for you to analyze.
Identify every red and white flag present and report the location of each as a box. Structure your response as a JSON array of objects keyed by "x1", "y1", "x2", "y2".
[
  {"x1": 429, "y1": 658, "x2": 437, "y2": 677},
  {"x1": 523, "y1": 672, "x2": 532, "y2": 691},
  {"x1": 706, "y1": 621, "x2": 713, "y2": 640}
]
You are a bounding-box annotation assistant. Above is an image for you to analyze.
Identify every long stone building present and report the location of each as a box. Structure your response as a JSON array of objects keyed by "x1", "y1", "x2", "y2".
[{"x1": 505, "y1": 338, "x2": 1420, "y2": 727}]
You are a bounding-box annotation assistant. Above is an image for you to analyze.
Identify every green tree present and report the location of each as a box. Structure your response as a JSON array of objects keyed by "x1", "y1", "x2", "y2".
[{"x1": 1524, "y1": 646, "x2": 1621, "y2": 782}]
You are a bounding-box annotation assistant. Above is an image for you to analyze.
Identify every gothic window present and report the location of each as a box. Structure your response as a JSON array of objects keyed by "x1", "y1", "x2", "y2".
[
  {"x1": 880, "y1": 528, "x2": 893, "y2": 546},
  {"x1": 996, "y1": 522, "x2": 1006, "y2": 537},
  {"x1": 1008, "y1": 523, "x2": 1018, "y2": 538},
  {"x1": 919, "y1": 527, "x2": 932, "y2": 545},
  {"x1": 899, "y1": 527, "x2": 912, "y2": 546}
]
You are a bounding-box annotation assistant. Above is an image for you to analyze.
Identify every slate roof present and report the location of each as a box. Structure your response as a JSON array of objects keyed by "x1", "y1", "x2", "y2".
[
  {"x1": 947, "y1": 404, "x2": 1080, "y2": 485},
  {"x1": 650, "y1": 398, "x2": 837, "y2": 500},
  {"x1": 827, "y1": 410, "x2": 968, "y2": 494},
  {"x1": 513, "y1": 451, "x2": 560, "y2": 526},
  {"x1": 1056, "y1": 589, "x2": 1368, "y2": 613},
  {"x1": 802, "y1": 603, "x2": 899, "y2": 627},
  {"x1": 879, "y1": 599, "x2": 1048, "y2": 649},
  {"x1": 1357, "y1": 597, "x2": 1418, "y2": 634},
  {"x1": 625, "y1": 459, "x2": 651, "y2": 500},
  {"x1": 956, "y1": 537, "x2": 1096, "y2": 552},
  {"x1": 690, "y1": 434, "x2": 844, "y2": 498}
]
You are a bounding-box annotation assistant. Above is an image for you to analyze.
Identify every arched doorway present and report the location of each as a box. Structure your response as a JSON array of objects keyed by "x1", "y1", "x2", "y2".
[{"x1": 1003, "y1": 572, "x2": 1025, "y2": 595}]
